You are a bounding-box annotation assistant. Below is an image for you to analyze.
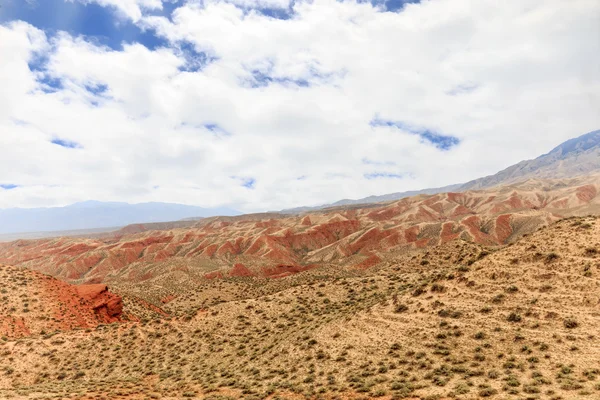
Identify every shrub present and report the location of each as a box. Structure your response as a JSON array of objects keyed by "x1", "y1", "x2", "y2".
[
  {"x1": 507, "y1": 312, "x2": 522, "y2": 323},
  {"x1": 73, "y1": 371, "x2": 85, "y2": 379},
  {"x1": 479, "y1": 388, "x2": 498, "y2": 397},
  {"x1": 454, "y1": 382, "x2": 470, "y2": 394},
  {"x1": 545, "y1": 252, "x2": 559, "y2": 263},
  {"x1": 492, "y1": 294, "x2": 505, "y2": 303},
  {"x1": 506, "y1": 285, "x2": 518, "y2": 293},
  {"x1": 564, "y1": 318, "x2": 578, "y2": 329},
  {"x1": 394, "y1": 304, "x2": 409, "y2": 313},
  {"x1": 431, "y1": 283, "x2": 446, "y2": 293},
  {"x1": 438, "y1": 309, "x2": 462, "y2": 318},
  {"x1": 474, "y1": 331, "x2": 486, "y2": 340}
]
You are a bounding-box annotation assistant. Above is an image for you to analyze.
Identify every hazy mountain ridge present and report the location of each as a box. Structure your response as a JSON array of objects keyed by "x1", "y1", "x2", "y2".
[
  {"x1": 284, "y1": 129, "x2": 600, "y2": 212},
  {"x1": 0, "y1": 201, "x2": 240, "y2": 235},
  {"x1": 459, "y1": 130, "x2": 600, "y2": 190}
]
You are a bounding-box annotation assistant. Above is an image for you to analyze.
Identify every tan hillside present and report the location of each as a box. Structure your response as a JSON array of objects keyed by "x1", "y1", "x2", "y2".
[
  {"x1": 0, "y1": 215, "x2": 598, "y2": 399},
  {"x1": 0, "y1": 177, "x2": 597, "y2": 296}
]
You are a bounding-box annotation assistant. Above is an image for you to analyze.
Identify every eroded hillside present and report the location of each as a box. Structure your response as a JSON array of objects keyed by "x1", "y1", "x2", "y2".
[
  {"x1": 0, "y1": 216, "x2": 598, "y2": 399},
  {"x1": 0, "y1": 265, "x2": 124, "y2": 338},
  {"x1": 0, "y1": 178, "x2": 597, "y2": 293}
]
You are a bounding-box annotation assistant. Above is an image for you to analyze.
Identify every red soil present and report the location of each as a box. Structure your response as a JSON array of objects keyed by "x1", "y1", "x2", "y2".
[
  {"x1": 229, "y1": 263, "x2": 254, "y2": 277},
  {"x1": 0, "y1": 265, "x2": 124, "y2": 338},
  {"x1": 354, "y1": 253, "x2": 382, "y2": 269},
  {"x1": 494, "y1": 214, "x2": 513, "y2": 243},
  {"x1": 161, "y1": 295, "x2": 176, "y2": 304},
  {"x1": 348, "y1": 228, "x2": 395, "y2": 255},
  {"x1": 0, "y1": 316, "x2": 31, "y2": 337},
  {"x1": 440, "y1": 222, "x2": 461, "y2": 244},
  {"x1": 57, "y1": 242, "x2": 100, "y2": 256},
  {"x1": 451, "y1": 205, "x2": 473, "y2": 218},
  {"x1": 462, "y1": 216, "x2": 494, "y2": 245},
  {"x1": 76, "y1": 284, "x2": 123, "y2": 321},
  {"x1": 204, "y1": 271, "x2": 224, "y2": 280},
  {"x1": 0, "y1": 180, "x2": 594, "y2": 285},
  {"x1": 576, "y1": 185, "x2": 597, "y2": 203}
]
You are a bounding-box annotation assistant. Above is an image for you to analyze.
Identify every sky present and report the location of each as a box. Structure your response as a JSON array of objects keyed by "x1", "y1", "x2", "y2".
[{"x1": 0, "y1": 0, "x2": 599, "y2": 212}]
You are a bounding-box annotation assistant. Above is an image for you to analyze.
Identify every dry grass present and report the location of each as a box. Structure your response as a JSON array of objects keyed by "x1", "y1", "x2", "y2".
[{"x1": 0, "y1": 216, "x2": 598, "y2": 399}]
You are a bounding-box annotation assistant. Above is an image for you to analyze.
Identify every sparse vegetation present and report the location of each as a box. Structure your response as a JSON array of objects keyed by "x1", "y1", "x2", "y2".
[{"x1": 0, "y1": 211, "x2": 598, "y2": 399}]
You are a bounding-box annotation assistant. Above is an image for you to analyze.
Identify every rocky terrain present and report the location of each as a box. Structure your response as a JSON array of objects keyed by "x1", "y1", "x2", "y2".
[
  {"x1": 0, "y1": 177, "x2": 597, "y2": 296},
  {"x1": 0, "y1": 264, "x2": 124, "y2": 339},
  {"x1": 0, "y1": 214, "x2": 598, "y2": 399},
  {"x1": 0, "y1": 174, "x2": 598, "y2": 399}
]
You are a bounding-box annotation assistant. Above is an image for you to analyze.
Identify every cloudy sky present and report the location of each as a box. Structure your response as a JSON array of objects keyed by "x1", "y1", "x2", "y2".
[{"x1": 0, "y1": 0, "x2": 599, "y2": 212}]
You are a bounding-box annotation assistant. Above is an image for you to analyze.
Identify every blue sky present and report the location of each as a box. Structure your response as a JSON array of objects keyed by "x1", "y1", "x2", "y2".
[
  {"x1": 0, "y1": 0, "x2": 598, "y2": 210},
  {"x1": 0, "y1": 0, "x2": 170, "y2": 50},
  {"x1": 0, "y1": 184, "x2": 19, "y2": 190},
  {"x1": 0, "y1": 0, "x2": 421, "y2": 50},
  {"x1": 51, "y1": 137, "x2": 83, "y2": 149},
  {"x1": 369, "y1": 118, "x2": 460, "y2": 151}
]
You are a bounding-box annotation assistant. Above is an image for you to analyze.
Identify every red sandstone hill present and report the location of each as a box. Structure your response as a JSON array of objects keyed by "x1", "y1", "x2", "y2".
[
  {"x1": 0, "y1": 264, "x2": 123, "y2": 338},
  {"x1": 0, "y1": 177, "x2": 597, "y2": 287}
]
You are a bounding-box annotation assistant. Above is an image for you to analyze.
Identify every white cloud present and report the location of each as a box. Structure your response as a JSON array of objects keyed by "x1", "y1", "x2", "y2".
[
  {"x1": 0, "y1": 0, "x2": 599, "y2": 212},
  {"x1": 207, "y1": 0, "x2": 292, "y2": 10},
  {"x1": 72, "y1": 0, "x2": 164, "y2": 22}
]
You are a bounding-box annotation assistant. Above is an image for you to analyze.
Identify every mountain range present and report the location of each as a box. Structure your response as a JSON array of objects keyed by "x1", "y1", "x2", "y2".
[
  {"x1": 0, "y1": 201, "x2": 239, "y2": 235},
  {"x1": 282, "y1": 129, "x2": 600, "y2": 212},
  {"x1": 0, "y1": 130, "x2": 598, "y2": 237}
]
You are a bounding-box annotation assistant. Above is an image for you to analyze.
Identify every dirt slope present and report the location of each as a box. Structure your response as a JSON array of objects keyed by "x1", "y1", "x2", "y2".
[
  {"x1": 0, "y1": 215, "x2": 598, "y2": 399},
  {"x1": 0, "y1": 265, "x2": 124, "y2": 338},
  {"x1": 0, "y1": 177, "x2": 597, "y2": 289}
]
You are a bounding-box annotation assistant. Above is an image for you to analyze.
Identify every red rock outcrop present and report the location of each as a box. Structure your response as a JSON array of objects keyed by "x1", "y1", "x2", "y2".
[
  {"x1": 0, "y1": 264, "x2": 124, "y2": 338},
  {"x1": 76, "y1": 284, "x2": 123, "y2": 322}
]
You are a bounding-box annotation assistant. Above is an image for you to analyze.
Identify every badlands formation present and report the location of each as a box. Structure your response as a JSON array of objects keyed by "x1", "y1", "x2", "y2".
[{"x1": 0, "y1": 175, "x2": 598, "y2": 399}]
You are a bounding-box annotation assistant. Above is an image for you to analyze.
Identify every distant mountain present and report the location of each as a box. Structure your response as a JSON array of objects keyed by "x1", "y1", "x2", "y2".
[
  {"x1": 282, "y1": 129, "x2": 600, "y2": 213},
  {"x1": 280, "y1": 184, "x2": 463, "y2": 213},
  {"x1": 0, "y1": 201, "x2": 240, "y2": 235},
  {"x1": 459, "y1": 129, "x2": 600, "y2": 190}
]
